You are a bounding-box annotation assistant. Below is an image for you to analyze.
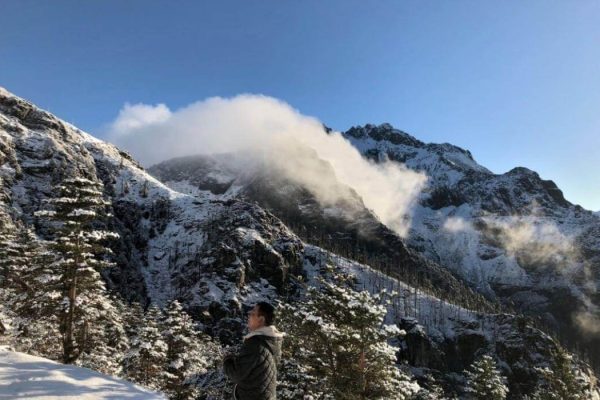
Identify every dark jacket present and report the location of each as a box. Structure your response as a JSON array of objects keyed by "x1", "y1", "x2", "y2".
[{"x1": 223, "y1": 326, "x2": 284, "y2": 400}]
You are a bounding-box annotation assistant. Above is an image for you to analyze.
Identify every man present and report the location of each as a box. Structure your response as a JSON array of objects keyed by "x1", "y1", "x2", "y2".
[{"x1": 223, "y1": 301, "x2": 285, "y2": 400}]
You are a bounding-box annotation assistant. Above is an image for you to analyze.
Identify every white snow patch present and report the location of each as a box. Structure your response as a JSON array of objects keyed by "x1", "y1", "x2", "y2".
[{"x1": 0, "y1": 347, "x2": 165, "y2": 399}]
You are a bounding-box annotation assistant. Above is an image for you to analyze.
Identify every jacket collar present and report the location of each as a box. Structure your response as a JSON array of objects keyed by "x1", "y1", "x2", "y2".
[{"x1": 243, "y1": 325, "x2": 285, "y2": 341}]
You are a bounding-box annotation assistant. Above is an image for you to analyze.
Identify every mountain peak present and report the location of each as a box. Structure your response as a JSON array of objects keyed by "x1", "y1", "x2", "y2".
[
  {"x1": 345, "y1": 123, "x2": 425, "y2": 148},
  {"x1": 341, "y1": 123, "x2": 492, "y2": 181},
  {"x1": 506, "y1": 166, "x2": 537, "y2": 176}
]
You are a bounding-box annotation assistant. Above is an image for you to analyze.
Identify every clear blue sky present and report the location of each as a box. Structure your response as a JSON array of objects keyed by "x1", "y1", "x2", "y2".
[{"x1": 1, "y1": 1, "x2": 599, "y2": 210}]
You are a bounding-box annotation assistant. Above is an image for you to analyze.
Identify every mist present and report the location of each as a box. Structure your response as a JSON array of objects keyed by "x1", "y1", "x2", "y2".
[
  {"x1": 482, "y1": 216, "x2": 576, "y2": 266},
  {"x1": 443, "y1": 214, "x2": 600, "y2": 337},
  {"x1": 106, "y1": 95, "x2": 427, "y2": 237},
  {"x1": 574, "y1": 310, "x2": 600, "y2": 337}
]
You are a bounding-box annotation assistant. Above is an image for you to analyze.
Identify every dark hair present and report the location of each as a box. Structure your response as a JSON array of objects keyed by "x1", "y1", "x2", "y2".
[{"x1": 256, "y1": 301, "x2": 275, "y2": 326}]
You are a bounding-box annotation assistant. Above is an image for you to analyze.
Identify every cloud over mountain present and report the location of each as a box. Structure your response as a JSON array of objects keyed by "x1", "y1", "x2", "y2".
[{"x1": 106, "y1": 95, "x2": 427, "y2": 237}]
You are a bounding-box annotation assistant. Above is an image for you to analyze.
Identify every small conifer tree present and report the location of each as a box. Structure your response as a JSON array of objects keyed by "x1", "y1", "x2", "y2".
[{"x1": 464, "y1": 354, "x2": 508, "y2": 400}]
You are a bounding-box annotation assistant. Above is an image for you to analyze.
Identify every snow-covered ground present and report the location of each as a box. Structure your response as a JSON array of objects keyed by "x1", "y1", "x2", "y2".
[{"x1": 0, "y1": 346, "x2": 165, "y2": 400}]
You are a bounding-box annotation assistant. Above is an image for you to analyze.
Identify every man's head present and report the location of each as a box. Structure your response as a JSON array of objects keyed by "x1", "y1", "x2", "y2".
[{"x1": 247, "y1": 301, "x2": 275, "y2": 331}]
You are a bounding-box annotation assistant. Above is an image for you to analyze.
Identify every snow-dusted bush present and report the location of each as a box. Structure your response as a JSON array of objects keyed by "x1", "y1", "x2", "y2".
[{"x1": 278, "y1": 272, "x2": 420, "y2": 399}]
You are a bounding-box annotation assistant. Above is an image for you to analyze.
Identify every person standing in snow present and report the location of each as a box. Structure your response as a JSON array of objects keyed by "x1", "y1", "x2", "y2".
[{"x1": 223, "y1": 301, "x2": 284, "y2": 400}]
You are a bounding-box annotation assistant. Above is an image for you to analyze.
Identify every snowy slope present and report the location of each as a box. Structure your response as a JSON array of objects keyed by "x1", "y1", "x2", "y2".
[
  {"x1": 147, "y1": 135, "x2": 600, "y2": 349},
  {"x1": 146, "y1": 143, "x2": 600, "y2": 395},
  {"x1": 0, "y1": 346, "x2": 165, "y2": 399}
]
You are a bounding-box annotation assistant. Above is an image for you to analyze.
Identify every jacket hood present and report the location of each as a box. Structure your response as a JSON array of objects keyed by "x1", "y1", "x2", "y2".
[{"x1": 243, "y1": 325, "x2": 286, "y2": 341}]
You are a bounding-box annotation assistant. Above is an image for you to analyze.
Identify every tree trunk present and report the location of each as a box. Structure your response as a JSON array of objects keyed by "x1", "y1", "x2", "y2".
[{"x1": 63, "y1": 267, "x2": 78, "y2": 363}]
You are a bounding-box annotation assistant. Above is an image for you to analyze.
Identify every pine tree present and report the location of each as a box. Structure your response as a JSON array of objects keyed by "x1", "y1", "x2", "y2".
[
  {"x1": 0, "y1": 224, "x2": 21, "y2": 326},
  {"x1": 77, "y1": 293, "x2": 129, "y2": 375},
  {"x1": 0, "y1": 225, "x2": 62, "y2": 358},
  {"x1": 464, "y1": 354, "x2": 508, "y2": 400},
  {"x1": 123, "y1": 305, "x2": 168, "y2": 391},
  {"x1": 279, "y1": 273, "x2": 420, "y2": 399},
  {"x1": 34, "y1": 177, "x2": 120, "y2": 364},
  {"x1": 14, "y1": 234, "x2": 62, "y2": 358},
  {"x1": 161, "y1": 300, "x2": 221, "y2": 400},
  {"x1": 121, "y1": 300, "x2": 145, "y2": 339},
  {"x1": 0, "y1": 224, "x2": 30, "y2": 295},
  {"x1": 0, "y1": 221, "x2": 18, "y2": 344},
  {"x1": 531, "y1": 345, "x2": 588, "y2": 400}
]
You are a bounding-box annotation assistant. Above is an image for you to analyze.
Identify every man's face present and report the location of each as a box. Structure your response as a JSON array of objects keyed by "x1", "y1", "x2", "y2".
[{"x1": 247, "y1": 305, "x2": 265, "y2": 331}]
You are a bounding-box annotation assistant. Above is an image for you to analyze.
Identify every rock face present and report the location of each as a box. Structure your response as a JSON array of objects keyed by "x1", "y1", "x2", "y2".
[{"x1": 1, "y1": 88, "x2": 599, "y2": 398}]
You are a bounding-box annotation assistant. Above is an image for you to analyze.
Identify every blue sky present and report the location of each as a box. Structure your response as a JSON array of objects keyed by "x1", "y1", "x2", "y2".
[{"x1": 1, "y1": 1, "x2": 599, "y2": 210}]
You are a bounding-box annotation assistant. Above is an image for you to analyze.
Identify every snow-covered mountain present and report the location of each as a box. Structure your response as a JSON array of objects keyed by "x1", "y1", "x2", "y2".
[
  {"x1": 147, "y1": 146, "x2": 600, "y2": 393},
  {"x1": 341, "y1": 123, "x2": 600, "y2": 367},
  {"x1": 148, "y1": 122, "x2": 600, "y2": 370},
  {"x1": 1, "y1": 87, "x2": 599, "y2": 398},
  {"x1": 148, "y1": 152, "x2": 492, "y2": 313},
  {"x1": 0, "y1": 86, "x2": 307, "y2": 343}
]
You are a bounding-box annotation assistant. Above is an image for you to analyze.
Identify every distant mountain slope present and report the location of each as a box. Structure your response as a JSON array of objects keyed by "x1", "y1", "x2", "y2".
[
  {"x1": 148, "y1": 153, "x2": 493, "y2": 313},
  {"x1": 147, "y1": 150, "x2": 600, "y2": 396},
  {"x1": 341, "y1": 123, "x2": 600, "y2": 367},
  {"x1": 0, "y1": 346, "x2": 165, "y2": 399}
]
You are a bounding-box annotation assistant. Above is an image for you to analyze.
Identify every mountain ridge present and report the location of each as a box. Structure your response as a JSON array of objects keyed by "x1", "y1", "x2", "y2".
[{"x1": 343, "y1": 122, "x2": 580, "y2": 210}]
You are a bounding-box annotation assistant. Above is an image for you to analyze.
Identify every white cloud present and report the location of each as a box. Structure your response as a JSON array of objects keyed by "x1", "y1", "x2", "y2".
[
  {"x1": 109, "y1": 102, "x2": 172, "y2": 135},
  {"x1": 106, "y1": 94, "x2": 427, "y2": 237},
  {"x1": 483, "y1": 216, "x2": 575, "y2": 263},
  {"x1": 442, "y1": 214, "x2": 578, "y2": 270}
]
